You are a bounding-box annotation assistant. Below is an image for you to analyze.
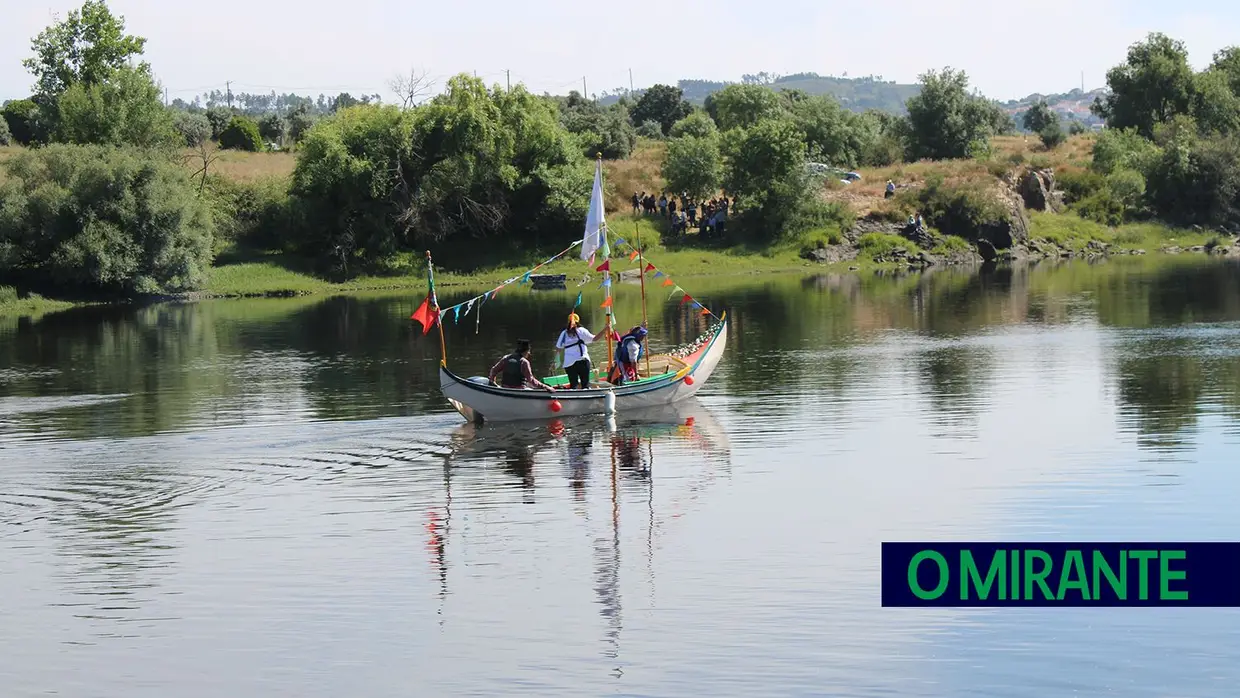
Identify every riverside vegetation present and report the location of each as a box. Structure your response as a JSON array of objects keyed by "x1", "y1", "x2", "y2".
[{"x1": 3, "y1": 2, "x2": 1240, "y2": 316}]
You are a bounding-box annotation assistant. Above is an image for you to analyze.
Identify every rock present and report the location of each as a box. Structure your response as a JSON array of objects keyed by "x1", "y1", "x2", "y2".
[
  {"x1": 917, "y1": 251, "x2": 939, "y2": 266},
  {"x1": 1130, "y1": 249, "x2": 1147, "y2": 255},
  {"x1": 1087, "y1": 239, "x2": 1111, "y2": 253},
  {"x1": 977, "y1": 239, "x2": 998, "y2": 262},
  {"x1": 1018, "y1": 169, "x2": 1065, "y2": 212},
  {"x1": 801, "y1": 245, "x2": 858, "y2": 264},
  {"x1": 1210, "y1": 245, "x2": 1234, "y2": 256},
  {"x1": 1190, "y1": 245, "x2": 1206, "y2": 253},
  {"x1": 1163, "y1": 246, "x2": 1182, "y2": 254},
  {"x1": 848, "y1": 265, "x2": 859, "y2": 271}
]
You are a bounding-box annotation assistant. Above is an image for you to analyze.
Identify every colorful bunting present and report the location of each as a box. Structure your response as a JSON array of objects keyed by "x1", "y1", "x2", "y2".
[
  {"x1": 700, "y1": 307, "x2": 711, "y2": 316},
  {"x1": 615, "y1": 238, "x2": 626, "y2": 247},
  {"x1": 680, "y1": 294, "x2": 692, "y2": 306},
  {"x1": 628, "y1": 250, "x2": 639, "y2": 261},
  {"x1": 601, "y1": 296, "x2": 613, "y2": 308},
  {"x1": 596, "y1": 260, "x2": 610, "y2": 272},
  {"x1": 410, "y1": 293, "x2": 438, "y2": 335},
  {"x1": 644, "y1": 263, "x2": 655, "y2": 273},
  {"x1": 662, "y1": 278, "x2": 674, "y2": 287},
  {"x1": 654, "y1": 270, "x2": 664, "y2": 278},
  {"x1": 598, "y1": 277, "x2": 611, "y2": 288},
  {"x1": 520, "y1": 271, "x2": 531, "y2": 284},
  {"x1": 574, "y1": 292, "x2": 582, "y2": 308}
]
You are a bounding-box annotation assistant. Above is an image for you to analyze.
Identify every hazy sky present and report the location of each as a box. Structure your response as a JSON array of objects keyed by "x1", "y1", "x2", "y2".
[{"x1": 3, "y1": 0, "x2": 1240, "y2": 104}]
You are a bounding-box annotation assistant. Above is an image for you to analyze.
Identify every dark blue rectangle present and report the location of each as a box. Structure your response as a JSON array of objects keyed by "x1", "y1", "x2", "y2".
[{"x1": 882, "y1": 543, "x2": 1240, "y2": 607}]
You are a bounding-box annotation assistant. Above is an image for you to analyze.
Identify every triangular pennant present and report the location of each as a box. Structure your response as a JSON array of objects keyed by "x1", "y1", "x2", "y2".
[
  {"x1": 700, "y1": 307, "x2": 711, "y2": 316},
  {"x1": 662, "y1": 278, "x2": 674, "y2": 287},
  {"x1": 601, "y1": 296, "x2": 613, "y2": 308},
  {"x1": 615, "y1": 238, "x2": 626, "y2": 247},
  {"x1": 520, "y1": 272, "x2": 531, "y2": 284},
  {"x1": 628, "y1": 250, "x2": 639, "y2": 261},
  {"x1": 644, "y1": 263, "x2": 655, "y2": 273},
  {"x1": 453, "y1": 305, "x2": 462, "y2": 323},
  {"x1": 574, "y1": 291, "x2": 582, "y2": 308},
  {"x1": 596, "y1": 260, "x2": 610, "y2": 272},
  {"x1": 680, "y1": 294, "x2": 692, "y2": 306},
  {"x1": 654, "y1": 270, "x2": 664, "y2": 278},
  {"x1": 599, "y1": 277, "x2": 611, "y2": 288}
]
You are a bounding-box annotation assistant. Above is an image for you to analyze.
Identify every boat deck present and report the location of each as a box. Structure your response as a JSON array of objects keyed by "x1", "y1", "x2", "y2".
[{"x1": 543, "y1": 353, "x2": 688, "y2": 388}]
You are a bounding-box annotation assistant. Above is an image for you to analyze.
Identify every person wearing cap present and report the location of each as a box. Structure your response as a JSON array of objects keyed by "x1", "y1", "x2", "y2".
[
  {"x1": 555, "y1": 312, "x2": 599, "y2": 389},
  {"x1": 611, "y1": 325, "x2": 648, "y2": 384},
  {"x1": 489, "y1": 339, "x2": 555, "y2": 391}
]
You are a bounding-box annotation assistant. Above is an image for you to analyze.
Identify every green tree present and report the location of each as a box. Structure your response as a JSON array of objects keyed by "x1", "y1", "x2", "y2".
[
  {"x1": 630, "y1": 84, "x2": 692, "y2": 136},
  {"x1": 0, "y1": 115, "x2": 11, "y2": 146},
  {"x1": 557, "y1": 92, "x2": 636, "y2": 159},
  {"x1": 669, "y1": 112, "x2": 718, "y2": 139},
  {"x1": 2, "y1": 99, "x2": 50, "y2": 145},
  {"x1": 905, "y1": 68, "x2": 999, "y2": 160},
  {"x1": 636, "y1": 120, "x2": 663, "y2": 139},
  {"x1": 205, "y1": 106, "x2": 232, "y2": 139},
  {"x1": 258, "y1": 113, "x2": 287, "y2": 145},
  {"x1": 787, "y1": 95, "x2": 862, "y2": 167},
  {"x1": 721, "y1": 119, "x2": 806, "y2": 196},
  {"x1": 219, "y1": 116, "x2": 263, "y2": 151},
  {"x1": 0, "y1": 144, "x2": 214, "y2": 294},
  {"x1": 287, "y1": 106, "x2": 315, "y2": 144},
  {"x1": 661, "y1": 135, "x2": 722, "y2": 200},
  {"x1": 1091, "y1": 32, "x2": 1196, "y2": 138},
  {"x1": 54, "y1": 64, "x2": 177, "y2": 148},
  {"x1": 1023, "y1": 100, "x2": 1058, "y2": 133},
  {"x1": 1191, "y1": 68, "x2": 1240, "y2": 135},
  {"x1": 22, "y1": 0, "x2": 147, "y2": 100},
  {"x1": 173, "y1": 111, "x2": 211, "y2": 147},
  {"x1": 710, "y1": 84, "x2": 783, "y2": 131},
  {"x1": 333, "y1": 93, "x2": 359, "y2": 112}
]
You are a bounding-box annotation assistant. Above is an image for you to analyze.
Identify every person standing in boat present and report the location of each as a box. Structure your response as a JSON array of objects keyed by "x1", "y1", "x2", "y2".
[
  {"x1": 555, "y1": 313, "x2": 599, "y2": 389},
  {"x1": 489, "y1": 339, "x2": 556, "y2": 392}
]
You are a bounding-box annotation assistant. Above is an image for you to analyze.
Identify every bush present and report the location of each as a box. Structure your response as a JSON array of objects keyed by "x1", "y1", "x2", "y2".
[
  {"x1": 669, "y1": 112, "x2": 718, "y2": 139},
  {"x1": 1069, "y1": 120, "x2": 1088, "y2": 135},
  {"x1": 1091, "y1": 127, "x2": 1162, "y2": 175},
  {"x1": 903, "y1": 174, "x2": 1010, "y2": 242},
  {"x1": 219, "y1": 116, "x2": 263, "y2": 151},
  {"x1": 173, "y1": 111, "x2": 211, "y2": 147},
  {"x1": 858, "y1": 232, "x2": 918, "y2": 259},
  {"x1": 0, "y1": 114, "x2": 11, "y2": 145},
  {"x1": 661, "y1": 135, "x2": 721, "y2": 201},
  {"x1": 1039, "y1": 125, "x2": 1067, "y2": 150},
  {"x1": 1075, "y1": 189, "x2": 1125, "y2": 226},
  {"x1": 636, "y1": 120, "x2": 663, "y2": 139},
  {"x1": 204, "y1": 175, "x2": 292, "y2": 252},
  {"x1": 1, "y1": 99, "x2": 44, "y2": 145},
  {"x1": 1056, "y1": 169, "x2": 1107, "y2": 204},
  {"x1": 0, "y1": 144, "x2": 214, "y2": 294}
]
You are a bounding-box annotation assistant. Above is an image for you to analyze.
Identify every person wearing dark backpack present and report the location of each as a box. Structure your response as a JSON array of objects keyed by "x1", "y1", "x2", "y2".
[{"x1": 555, "y1": 313, "x2": 599, "y2": 389}]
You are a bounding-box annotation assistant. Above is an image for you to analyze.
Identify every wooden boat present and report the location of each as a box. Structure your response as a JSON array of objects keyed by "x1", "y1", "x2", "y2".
[
  {"x1": 420, "y1": 155, "x2": 728, "y2": 423},
  {"x1": 440, "y1": 314, "x2": 727, "y2": 423},
  {"x1": 528, "y1": 274, "x2": 567, "y2": 289}
]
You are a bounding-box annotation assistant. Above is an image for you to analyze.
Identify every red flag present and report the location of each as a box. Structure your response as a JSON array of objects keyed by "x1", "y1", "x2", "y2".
[
  {"x1": 596, "y1": 260, "x2": 610, "y2": 272},
  {"x1": 644, "y1": 263, "x2": 655, "y2": 273},
  {"x1": 662, "y1": 278, "x2": 674, "y2": 287},
  {"x1": 410, "y1": 293, "x2": 438, "y2": 335},
  {"x1": 600, "y1": 296, "x2": 613, "y2": 308},
  {"x1": 680, "y1": 294, "x2": 692, "y2": 306}
]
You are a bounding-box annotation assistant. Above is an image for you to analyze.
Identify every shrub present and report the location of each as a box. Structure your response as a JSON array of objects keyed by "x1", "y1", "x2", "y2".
[
  {"x1": 219, "y1": 116, "x2": 263, "y2": 151},
  {"x1": 661, "y1": 135, "x2": 721, "y2": 201},
  {"x1": 636, "y1": 120, "x2": 663, "y2": 139},
  {"x1": 858, "y1": 232, "x2": 918, "y2": 259},
  {"x1": 1, "y1": 99, "x2": 44, "y2": 145},
  {"x1": 0, "y1": 114, "x2": 11, "y2": 145},
  {"x1": 204, "y1": 175, "x2": 292, "y2": 252},
  {"x1": 1069, "y1": 120, "x2": 1088, "y2": 135},
  {"x1": 0, "y1": 144, "x2": 214, "y2": 294},
  {"x1": 173, "y1": 111, "x2": 211, "y2": 147},
  {"x1": 1039, "y1": 125, "x2": 1067, "y2": 150},
  {"x1": 669, "y1": 112, "x2": 718, "y2": 139},
  {"x1": 1091, "y1": 127, "x2": 1162, "y2": 175},
  {"x1": 1056, "y1": 169, "x2": 1107, "y2": 204},
  {"x1": 1076, "y1": 189, "x2": 1125, "y2": 226},
  {"x1": 904, "y1": 174, "x2": 1010, "y2": 242}
]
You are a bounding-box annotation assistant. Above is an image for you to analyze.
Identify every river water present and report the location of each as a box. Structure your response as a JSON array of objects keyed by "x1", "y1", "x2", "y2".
[{"x1": 2, "y1": 256, "x2": 1240, "y2": 697}]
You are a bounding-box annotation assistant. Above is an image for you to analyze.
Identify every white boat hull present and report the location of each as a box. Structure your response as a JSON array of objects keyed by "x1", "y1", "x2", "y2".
[{"x1": 440, "y1": 317, "x2": 729, "y2": 423}]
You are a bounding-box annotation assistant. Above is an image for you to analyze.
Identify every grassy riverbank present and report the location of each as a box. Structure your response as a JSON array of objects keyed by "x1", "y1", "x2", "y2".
[{"x1": 0, "y1": 286, "x2": 75, "y2": 316}]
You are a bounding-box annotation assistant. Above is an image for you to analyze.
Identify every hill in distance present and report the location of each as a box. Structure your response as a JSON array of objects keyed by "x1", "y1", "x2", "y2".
[{"x1": 597, "y1": 72, "x2": 1107, "y2": 128}]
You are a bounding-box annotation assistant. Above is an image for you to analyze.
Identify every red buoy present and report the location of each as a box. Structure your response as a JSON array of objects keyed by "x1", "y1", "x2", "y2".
[
  {"x1": 684, "y1": 376, "x2": 694, "y2": 386},
  {"x1": 549, "y1": 399, "x2": 562, "y2": 412}
]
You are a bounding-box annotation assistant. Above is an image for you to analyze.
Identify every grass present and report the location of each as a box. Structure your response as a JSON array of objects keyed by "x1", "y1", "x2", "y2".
[
  {"x1": 0, "y1": 285, "x2": 75, "y2": 317},
  {"x1": 857, "y1": 232, "x2": 919, "y2": 260},
  {"x1": 929, "y1": 234, "x2": 973, "y2": 256},
  {"x1": 603, "y1": 138, "x2": 667, "y2": 211},
  {"x1": 1026, "y1": 211, "x2": 1218, "y2": 252}
]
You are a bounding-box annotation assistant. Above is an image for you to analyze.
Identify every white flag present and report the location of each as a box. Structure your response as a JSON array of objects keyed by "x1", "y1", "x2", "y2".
[{"x1": 581, "y1": 159, "x2": 609, "y2": 261}]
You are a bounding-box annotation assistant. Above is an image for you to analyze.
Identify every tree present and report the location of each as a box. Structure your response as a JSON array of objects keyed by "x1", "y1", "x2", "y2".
[
  {"x1": 22, "y1": 0, "x2": 147, "y2": 100},
  {"x1": 219, "y1": 116, "x2": 263, "y2": 151},
  {"x1": 1091, "y1": 32, "x2": 1196, "y2": 138},
  {"x1": 662, "y1": 135, "x2": 722, "y2": 200},
  {"x1": 287, "y1": 106, "x2": 315, "y2": 144},
  {"x1": 205, "y1": 106, "x2": 232, "y2": 139},
  {"x1": 173, "y1": 111, "x2": 211, "y2": 147},
  {"x1": 333, "y1": 93, "x2": 359, "y2": 112},
  {"x1": 258, "y1": 113, "x2": 287, "y2": 145},
  {"x1": 630, "y1": 84, "x2": 692, "y2": 136},
  {"x1": 721, "y1": 119, "x2": 806, "y2": 197},
  {"x1": 390, "y1": 67, "x2": 434, "y2": 108},
  {"x1": 1, "y1": 99, "x2": 46, "y2": 144},
  {"x1": 709, "y1": 84, "x2": 783, "y2": 131},
  {"x1": 904, "y1": 68, "x2": 1000, "y2": 160},
  {"x1": 670, "y1": 112, "x2": 718, "y2": 139},
  {"x1": 55, "y1": 64, "x2": 178, "y2": 148},
  {"x1": 0, "y1": 115, "x2": 11, "y2": 146},
  {"x1": 1023, "y1": 100, "x2": 1058, "y2": 133},
  {"x1": 1191, "y1": 69, "x2": 1240, "y2": 135},
  {"x1": 0, "y1": 144, "x2": 214, "y2": 294}
]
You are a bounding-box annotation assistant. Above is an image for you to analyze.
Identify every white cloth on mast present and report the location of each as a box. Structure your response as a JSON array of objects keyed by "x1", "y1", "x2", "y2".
[{"x1": 580, "y1": 159, "x2": 609, "y2": 261}]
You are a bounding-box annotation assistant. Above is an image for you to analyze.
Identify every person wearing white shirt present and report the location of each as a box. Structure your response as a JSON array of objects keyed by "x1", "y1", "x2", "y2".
[{"x1": 555, "y1": 312, "x2": 599, "y2": 389}]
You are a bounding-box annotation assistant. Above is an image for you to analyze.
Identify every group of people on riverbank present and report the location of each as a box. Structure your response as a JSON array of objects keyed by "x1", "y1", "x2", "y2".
[
  {"x1": 631, "y1": 191, "x2": 735, "y2": 238},
  {"x1": 488, "y1": 314, "x2": 649, "y2": 391}
]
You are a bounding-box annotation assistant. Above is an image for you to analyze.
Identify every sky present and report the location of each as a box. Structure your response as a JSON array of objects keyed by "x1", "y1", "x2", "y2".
[{"x1": 3, "y1": 0, "x2": 1240, "y2": 105}]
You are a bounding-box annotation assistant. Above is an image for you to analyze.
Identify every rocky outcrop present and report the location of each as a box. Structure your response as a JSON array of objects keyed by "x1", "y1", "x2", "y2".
[
  {"x1": 803, "y1": 245, "x2": 859, "y2": 264},
  {"x1": 1018, "y1": 169, "x2": 1065, "y2": 212}
]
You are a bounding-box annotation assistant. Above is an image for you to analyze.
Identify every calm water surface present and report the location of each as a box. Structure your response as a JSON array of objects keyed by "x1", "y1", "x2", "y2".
[{"x1": 2, "y1": 256, "x2": 1240, "y2": 697}]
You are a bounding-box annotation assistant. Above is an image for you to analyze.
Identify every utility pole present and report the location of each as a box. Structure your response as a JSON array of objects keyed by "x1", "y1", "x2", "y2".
[
  {"x1": 506, "y1": 69, "x2": 510, "y2": 92},
  {"x1": 629, "y1": 68, "x2": 633, "y2": 95},
  {"x1": 164, "y1": 87, "x2": 168, "y2": 106},
  {"x1": 226, "y1": 80, "x2": 233, "y2": 111},
  {"x1": 583, "y1": 76, "x2": 588, "y2": 100}
]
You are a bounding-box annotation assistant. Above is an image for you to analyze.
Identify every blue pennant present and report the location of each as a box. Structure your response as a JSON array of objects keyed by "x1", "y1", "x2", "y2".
[
  {"x1": 520, "y1": 271, "x2": 531, "y2": 284},
  {"x1": 615, "y1": 238, "x2": 626, "y2": 247},
  {"x1": 654, "y1": 270, "x2": 664, "y2": 278},
  {"x1": 574, "y1": 291, "x2": 582, "y2": 308}
]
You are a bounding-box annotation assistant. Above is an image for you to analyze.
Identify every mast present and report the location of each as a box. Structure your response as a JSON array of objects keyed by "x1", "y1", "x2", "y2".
[
  {"x1": 635, "y1": 220, "x2": 650, "y2": 377},
  {"x1": 426, "y1": 250, "x2": 447, "y2": 367}
]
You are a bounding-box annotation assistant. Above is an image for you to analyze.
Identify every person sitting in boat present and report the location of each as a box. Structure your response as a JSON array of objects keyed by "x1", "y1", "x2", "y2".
[
  {"x1": 556, "y1": 313, "x2": 599, "y2": 389},
  {"x1": 609, "y1": 325, "x2": 648, "y2": 384},
  {"x1": 489, "y1": 339, "x2": 556, "y2": 392}
]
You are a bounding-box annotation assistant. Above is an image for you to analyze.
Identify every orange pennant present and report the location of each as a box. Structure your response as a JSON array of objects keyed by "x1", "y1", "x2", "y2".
[
  {"x1": 700, "y1": 307, "x2": 711, "y2": 316},
  {"x1": 600, "y1": 296, "x2": 613, "y2": 308},
  {"x1": 662, "y1": 278, "x2": 674, "y2": 287},
  {"x1": 628, "y1": 250, "x2": 639, "y2": 261}
]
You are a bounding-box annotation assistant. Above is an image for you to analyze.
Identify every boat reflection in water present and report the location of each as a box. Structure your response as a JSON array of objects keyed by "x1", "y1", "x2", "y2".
[{"x1": 429, "y1": 398, "x2": 730, "y2": 670}]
